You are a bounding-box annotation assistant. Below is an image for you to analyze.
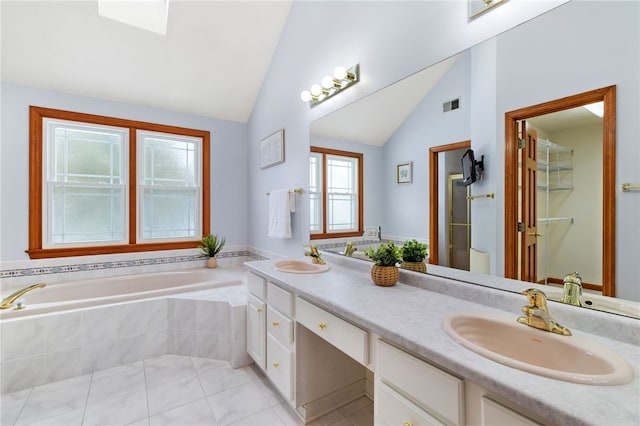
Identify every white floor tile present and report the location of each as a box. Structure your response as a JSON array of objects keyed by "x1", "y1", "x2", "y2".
[
  {"x1": 190, "y1": 357, "x2": 229, "y2": 372},
  {"x1": 254, "y1": 376, "x2": 284, "y2": 406},
  {"x1": 144, "y1": 354, "x2": 196, "y2": 387},
  {"x1": 83, "y1": 388, "x2": 148, "y2": 426},
  {"x1": 228, "y1": 407, "x2": 285, "y2": 426},
  {"x1": 15, "y1": 378, "x2": 89, "y2": 425},
  {"x1": 272, "y1": 402, "x2": 304, "y2": 426},
  {"x1": 149, "y1": 398, "x2": 217, "y2": 426},
  {"x1": 87, "y1": 367, "x2": 145, "y2": 405},
  {"x1": 27, "y1": 408, "x2": 84, "y2": 426},
  {"x1": 92, "y1": 361, "x2": 144, "y2": 381},
  {"x1": 337, "y1": 396, "x2": 372, "y2": 417},
  {"x1": 147, "y1": 373, "x2": 205, "y2": 416},
  {"x1": 207, "y1": 382, "x2": 270, "y2": 426},
  {"x1": 308, "y1": 409, "x2": 347, "y2": 426},
  {"x1": 197, "y1": 363, "x2": 253, "y2": 396}
]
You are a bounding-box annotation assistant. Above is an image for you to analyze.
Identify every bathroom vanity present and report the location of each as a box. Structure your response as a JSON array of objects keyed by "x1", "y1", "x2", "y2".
[{"x1": 245, "y1": 256, "x2": 639, "y2": 425}]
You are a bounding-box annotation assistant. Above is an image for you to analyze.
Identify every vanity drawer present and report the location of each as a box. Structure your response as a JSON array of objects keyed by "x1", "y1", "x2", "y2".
[
  {"x1": 296, "y1": 297, "x2": 368, "y2": 365},
  {"x1": 375, "y1": 381, "x2": 444, "y2": 426},
  {"x1": 267, "y1": 333, "x2": 294, "y2": 401},
  {"x1": 267, "y1": 305, "x2": 293, "y2": 345},
  {"x1": 481, "y1": 396, "x2": 541, "y2": 426},
  {"x1": 247, "y1": 272, "x2": 266, "y2": 299},
  {"x1": 267, "y1": 282, "x2": 294, "y2": 317},
  {"x1": 377, "y1": 340, "x2": 464, "y2": 425}
]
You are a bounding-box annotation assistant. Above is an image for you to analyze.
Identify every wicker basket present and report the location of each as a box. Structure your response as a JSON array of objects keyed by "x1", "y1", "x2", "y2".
[
  {"x1": 401, "y1": 260, "x2": 427, "y2": 273},
  {"x1": 371, "y1": 265, "x2": 399, "y2": 287}
]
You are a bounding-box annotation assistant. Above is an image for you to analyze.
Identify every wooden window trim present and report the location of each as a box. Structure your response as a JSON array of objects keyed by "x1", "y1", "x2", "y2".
[
  {"x1": 310, "y1": 146, "x2": 364, "y2": 240},
  {"x1": 28, "y1": 106, "x2": 210, "y2": 259}
]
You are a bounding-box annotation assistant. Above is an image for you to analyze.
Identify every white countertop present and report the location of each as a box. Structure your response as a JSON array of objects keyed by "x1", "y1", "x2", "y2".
[{"x1": 245, "y1": 258, "x2": 640, "y2": 426}]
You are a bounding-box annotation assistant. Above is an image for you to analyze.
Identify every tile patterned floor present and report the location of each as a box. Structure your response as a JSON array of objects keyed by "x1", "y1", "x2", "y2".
[{"x1": 0, "y1": 354, "x2": 373, "y2": 426}]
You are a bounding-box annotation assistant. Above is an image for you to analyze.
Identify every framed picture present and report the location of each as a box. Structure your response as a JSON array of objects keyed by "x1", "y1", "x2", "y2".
[
  {"x1": 259, "y1": 129, "x2": 285, "y2": 169},
  {"x1": 397, "y1": 162, "x2": 412, "y2": 184}
]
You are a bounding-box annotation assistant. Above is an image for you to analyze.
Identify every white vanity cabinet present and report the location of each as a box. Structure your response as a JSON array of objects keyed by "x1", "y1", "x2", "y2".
[
  {"x1": 265, "y1": 282, "x2": 295, "y2": 401},
  {"x1": 246, "y1": 273, "x2": 296, "y2": 401},
  {"x1": 375, "y1": 340, "x2": 465, "y2": 426}
]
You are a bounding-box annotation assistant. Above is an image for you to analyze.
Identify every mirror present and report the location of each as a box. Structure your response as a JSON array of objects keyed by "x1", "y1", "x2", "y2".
[{"x1": 309, "y1": 1, "x2": 640, "y2": 318}]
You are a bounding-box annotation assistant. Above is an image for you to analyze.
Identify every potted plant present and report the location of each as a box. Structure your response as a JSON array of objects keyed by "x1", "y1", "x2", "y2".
[
  {"x1": 199, "y1": 233, "x2": 226, "y2": 268},
  {"x1": 400, "y1": 239, "x2": 428, "y2": 273},
  {"x1": 365, "y1": 242, "x2": 401, "y2": 286}
]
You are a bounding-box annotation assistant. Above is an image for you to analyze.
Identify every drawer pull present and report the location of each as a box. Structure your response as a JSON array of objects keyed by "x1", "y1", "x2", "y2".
[
  {"x1": 273, "y1": 362, "x2": 280, "y2": 368},
  {"x1": 256, "y1": 307, "x2": 263, "y2": 313},
  {"x1": 403, "y1": 423, "x2": 413, "y2": 426},
  {"x1": 318, "y1": 322, "x2": 327, "y2": 331},
  {"x1": 272, "y1": 321, "x2": 280, "y2": 327}
]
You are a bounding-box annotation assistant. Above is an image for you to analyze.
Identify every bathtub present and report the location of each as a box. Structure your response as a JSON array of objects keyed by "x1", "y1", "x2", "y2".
[
  {"x1": 0, "y1": 268, "x2": 243, "y2": 320},
  {"x1": 1, "y1": 267, "x2": 251, "y2": 393}
]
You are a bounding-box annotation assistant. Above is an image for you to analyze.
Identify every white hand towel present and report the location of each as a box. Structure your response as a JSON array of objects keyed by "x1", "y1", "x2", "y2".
[{"x1": 268, "y1": 189, "x2": 292, "y2": 238}]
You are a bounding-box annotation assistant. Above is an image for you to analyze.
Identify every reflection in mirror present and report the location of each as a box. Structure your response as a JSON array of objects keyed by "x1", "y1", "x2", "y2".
[{"x1": 309, "y1": 1, "x2": 639, "y2": 318}]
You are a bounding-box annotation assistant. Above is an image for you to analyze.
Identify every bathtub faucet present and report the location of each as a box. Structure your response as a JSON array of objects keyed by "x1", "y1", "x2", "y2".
[{"x1": 0, "y1": 283, "x2": 46, "y2": 310}]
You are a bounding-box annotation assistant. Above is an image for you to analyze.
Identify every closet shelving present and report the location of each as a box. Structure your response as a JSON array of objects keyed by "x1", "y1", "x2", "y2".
[
  {"x1": 537, "y1": 138, "x2": 574, "y2": 225},
  {"x1": 537, "y1": 138, "x2": 574, "y2": 284}
]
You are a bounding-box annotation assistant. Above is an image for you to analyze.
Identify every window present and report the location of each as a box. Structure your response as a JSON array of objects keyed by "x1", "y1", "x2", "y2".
[
  {"x1": 310, "y1": 147, "x2": 363, "y2": 240},
  {"x1": 29, "y1": 106, "x2": 210, "y2": 258}
]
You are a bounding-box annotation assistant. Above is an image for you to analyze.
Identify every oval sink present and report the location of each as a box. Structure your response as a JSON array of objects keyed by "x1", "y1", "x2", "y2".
[
  {"x1": 273, "y1": 260, "x2": 330, "y2": 274},
  {"x1": 443, "y1": 313, "x2": 634, "y2": 385}
]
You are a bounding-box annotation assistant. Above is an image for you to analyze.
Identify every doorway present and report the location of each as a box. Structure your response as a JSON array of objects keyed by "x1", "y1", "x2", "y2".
[
  {"x1": 448, "y1": 173, "x2": 471, "y2": 270},
  {"x1": 505, "y1": 86, "x2": 616, "y2": 296},
  {"x1": 429, "y1": 140, "x2": 471, "y2": 266}
]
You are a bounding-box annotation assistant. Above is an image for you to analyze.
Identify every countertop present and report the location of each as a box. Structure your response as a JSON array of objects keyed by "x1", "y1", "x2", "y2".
[{"x1": 245, "y1": 258, "x2": 640, "y2": 426}]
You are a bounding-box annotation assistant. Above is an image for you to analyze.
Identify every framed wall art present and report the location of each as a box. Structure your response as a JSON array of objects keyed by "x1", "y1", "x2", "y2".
[
  {"x1": 259, "y1": 129, "x2": 285, "y2": 169},
  {"x1": 397, "y1": 161, "x2": 412, "y2": 184}
]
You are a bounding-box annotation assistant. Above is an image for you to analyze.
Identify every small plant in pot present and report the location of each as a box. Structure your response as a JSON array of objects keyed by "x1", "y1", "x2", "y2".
[
  {"x1": 365, "y1": 242, "x2": 401, "y2": 286},
  {"x1": 199, "y1": 233, "x2": 226, "y2": 268},
  {"x1": 400, "y1": 239, "x2": 428, "y2": 273}
]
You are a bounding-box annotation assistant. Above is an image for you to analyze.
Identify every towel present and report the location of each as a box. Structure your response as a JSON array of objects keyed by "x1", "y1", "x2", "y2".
[{"x1": 268, "y1": 189, "x2": 292, "y2": 238}]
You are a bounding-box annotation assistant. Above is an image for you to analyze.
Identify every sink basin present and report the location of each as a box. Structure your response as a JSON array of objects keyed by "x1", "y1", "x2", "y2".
[
  {"x1": 273, "y1": 260, "x2": 330, "y2": 274},
  {"x1": 443, "y1": 313, "x2": 634, "y2": 385},
  {"x1": 542, "y1": 287, "x2": 640, "y2": 319}
]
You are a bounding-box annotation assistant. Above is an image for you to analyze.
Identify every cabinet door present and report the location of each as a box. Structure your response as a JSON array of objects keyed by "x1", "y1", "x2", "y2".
[
  {"x1": 267, "y1": 333, "x2": 293, "y2": 401},
  {"x1": 247, "y1": 294, "x2": 266, "y2": 370},
  {"x1": 375, "y1": 382, "x2": 445, "y2": 426},
  {"x1": 481, "y1": 396, "x2": 541, "y2": 426}
]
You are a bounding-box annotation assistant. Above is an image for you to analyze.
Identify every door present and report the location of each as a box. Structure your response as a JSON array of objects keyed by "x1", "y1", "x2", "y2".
[
  {"x1": 448, "y1": 174, "x2": 471, "y2": 270},
  {"x1": 520, "y1": 124, "x2": 538, "y2": 282},
  {"x1": 247, "y1": 294, "x2": 266, "y2": 370}
]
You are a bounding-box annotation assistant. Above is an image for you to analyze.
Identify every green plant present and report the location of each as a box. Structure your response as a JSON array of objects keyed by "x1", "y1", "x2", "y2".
[
  {"x1": 400, "y1": 239, "x2": 428, "y2": 262},
  {"x1": 199, "y1": 233, "x2": 226, "y2": 257},
  {"x1": 365, "y1": 242, "x2": 401, "y2": 266}
]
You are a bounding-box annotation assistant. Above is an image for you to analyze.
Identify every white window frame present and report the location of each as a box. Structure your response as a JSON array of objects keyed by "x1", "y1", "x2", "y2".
[
  {"x1": 42, "y1": 118, "x2": 129, "y2": 248},
  {"x1": 136, "y1": 130, "x2": 203, "y2": 243}
]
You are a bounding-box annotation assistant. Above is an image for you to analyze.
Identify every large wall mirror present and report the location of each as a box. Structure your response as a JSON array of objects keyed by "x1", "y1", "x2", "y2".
[{"x1": 309, "y1": 1, "x2": 639, "y2": 319}]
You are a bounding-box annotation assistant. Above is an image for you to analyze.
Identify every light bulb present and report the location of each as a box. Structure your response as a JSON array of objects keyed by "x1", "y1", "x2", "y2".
[
  {"x1": 334, "y1": 66, "x2": 347, "y2": 80},
  {"x1": 300, "y1": 90, "x2": 312, "y2": 102},
  {"x1": 322, "y1": 76, "x2": 334, "y2": 89},
  {"x1": 310, "y1": 84, "x2": 322, "y2": 96}
]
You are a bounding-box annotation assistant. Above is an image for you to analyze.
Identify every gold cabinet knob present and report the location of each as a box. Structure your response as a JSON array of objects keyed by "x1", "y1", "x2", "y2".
[
  {"x1": 256, "y1": 307, "x2": 263, "y2": 313},
  {"x1": 272, "y1": 321, "x2": 280, "y2": 328},
  {"x1": 273, "y1": 362, "x2": 280, "y2": 368},
  {"x1": 318, "y1": 322, "x2": 327, "y2": 331},
  {"x1": 403, "y1": 423, "x2": 414, "y2": 426}
]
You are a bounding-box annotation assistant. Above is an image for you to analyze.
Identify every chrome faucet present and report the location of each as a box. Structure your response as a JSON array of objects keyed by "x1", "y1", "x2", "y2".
[
  {"x1": 0, "y1": 283, "x2": 46, "y2": 310},
  {"x1": 304, "y1": 244, "x2": 325, "y2": 265},
  {"x1": 562, "y1": 272, "x2": 582, "y2": 306},
  {"x1": 517, "y1": 288, "x2": 571, "y2": 336}
]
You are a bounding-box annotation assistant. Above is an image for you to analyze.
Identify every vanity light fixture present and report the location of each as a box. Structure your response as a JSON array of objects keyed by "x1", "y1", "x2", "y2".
[{"x1": 300, "y1": 64, "x2": 360, "y2": 108}]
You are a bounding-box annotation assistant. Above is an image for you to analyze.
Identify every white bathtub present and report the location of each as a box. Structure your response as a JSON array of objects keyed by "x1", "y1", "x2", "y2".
[
  {"x1": 0, "y1": 267, "x2": 251, "y2": 393},
  {"x1": 0, "y1": 268, "x2": 243, "y2": 320}
]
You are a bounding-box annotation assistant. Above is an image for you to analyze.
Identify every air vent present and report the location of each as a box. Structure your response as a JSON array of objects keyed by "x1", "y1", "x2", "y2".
[{"x1": 443, "y1": 98, "x2": 460, "y2": 112}]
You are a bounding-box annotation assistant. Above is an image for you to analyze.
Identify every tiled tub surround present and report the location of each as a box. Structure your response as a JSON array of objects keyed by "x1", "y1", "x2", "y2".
[
  {"x1": 245, "y1": 256, "x2": 640, "y2": 426},
  {"x1": 1, "y1": 269, "x2": 252, "y2": 394}
]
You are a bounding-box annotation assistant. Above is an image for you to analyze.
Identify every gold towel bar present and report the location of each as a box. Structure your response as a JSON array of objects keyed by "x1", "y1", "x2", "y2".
[
  {"x1": 621, "y1": 183, "x2": 640, "y2": 192},
  {"x1": 266, "y1": 188, "x2": 304, "y2": 196},
  {"x1": 467, "y1": 193, "x2": 495, "y2": 200}
]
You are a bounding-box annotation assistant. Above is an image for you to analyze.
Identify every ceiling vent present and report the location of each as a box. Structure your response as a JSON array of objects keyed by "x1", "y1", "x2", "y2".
[{"x1": 443, "y1": 98, "x2": 460, "y2": 112}]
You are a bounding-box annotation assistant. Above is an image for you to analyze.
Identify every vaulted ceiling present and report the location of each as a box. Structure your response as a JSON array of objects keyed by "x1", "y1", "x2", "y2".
[{"x1": 1, "y1": 1, "x2": 292, "y2": 123}]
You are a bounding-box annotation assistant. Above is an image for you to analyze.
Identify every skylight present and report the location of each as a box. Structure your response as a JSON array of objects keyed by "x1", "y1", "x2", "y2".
[
  {"x1": 583, "y1": 101, "x2": 604, "y2": 118},
  {"x1": 98, "y1": 0, "x2": 169, "y2": 36}
]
